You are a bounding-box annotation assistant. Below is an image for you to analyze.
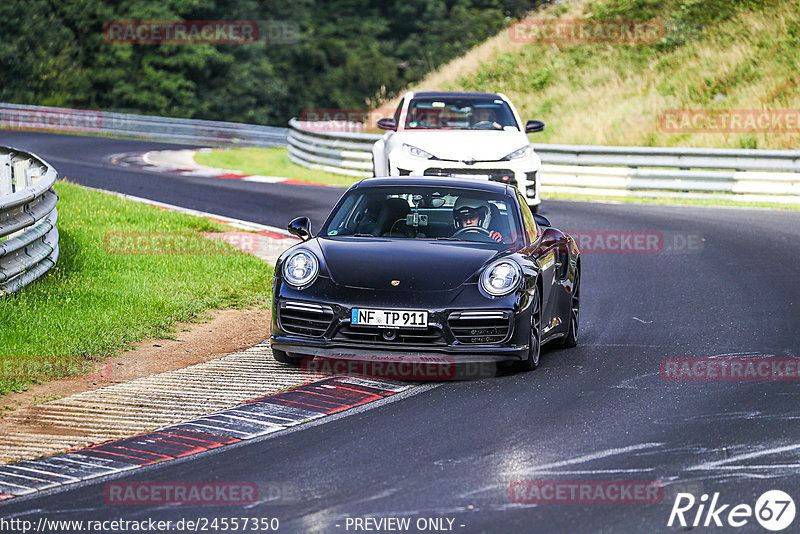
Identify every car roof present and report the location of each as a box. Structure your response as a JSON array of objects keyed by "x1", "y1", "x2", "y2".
[
  {"x1": 352, "y1": 176, "x2": 514, "y2": 195},
  {"x1": 410, "y1": 91, "x2": 503, "y2": 100}
]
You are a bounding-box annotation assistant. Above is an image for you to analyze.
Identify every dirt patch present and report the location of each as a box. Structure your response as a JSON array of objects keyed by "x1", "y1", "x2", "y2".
[{"x1": 0, "y1": 307, "x2": 272, "y2": 414}]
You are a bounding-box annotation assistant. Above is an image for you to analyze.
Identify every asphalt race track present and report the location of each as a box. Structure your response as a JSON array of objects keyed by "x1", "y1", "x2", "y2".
[
  {"x1": 0, "y1": 131, "x2": 341, "y2": 231},
  {"x1": 2, "y1": 131, "x2": 800, "y2": 533}
]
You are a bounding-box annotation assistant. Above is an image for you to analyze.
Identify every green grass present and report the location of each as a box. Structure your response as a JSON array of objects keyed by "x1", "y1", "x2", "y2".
[
  {"x1": 0, "y1": 181, "x2": 273, "y2": 397},
  {"x1": 195, "y1": 147, "x2": 361, "y2": 187},
  {"x1": 402, "y1": 0, "x2": 800, "y2": 150}
]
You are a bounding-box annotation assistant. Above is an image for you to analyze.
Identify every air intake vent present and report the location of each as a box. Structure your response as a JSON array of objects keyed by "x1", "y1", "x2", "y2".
[
  {"x1": 334, "y1": 325, "x2": 446, "y2": 345},
  {"x1": 448, "y1": 311, "x2": 511, "y2": 344},
  {"x1": 279, "y1": 301, "x2": 334, "y2": 337},
  {"x1": 424, "y1": 168, "x2": 515, "y2": 181}
]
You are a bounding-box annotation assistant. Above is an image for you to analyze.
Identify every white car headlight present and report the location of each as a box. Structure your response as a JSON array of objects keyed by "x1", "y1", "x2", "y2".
[
  {"x1": 480, "y1": 259, "x2": 522, "y2": 297},
  {"x1": 501, "y1": 146, "x2": 530, "y2": 161},
  {"x1": 403, "y1": 143, "x2": 435, "y2": 159},
  {"x1": 283, "y1": 250, "x2": 319, "y2": 288}
]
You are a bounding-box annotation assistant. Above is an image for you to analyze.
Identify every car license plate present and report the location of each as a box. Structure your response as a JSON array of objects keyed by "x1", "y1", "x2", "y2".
[{"x1": 351, "y1": 308, "x2": 428, "y2": 328}]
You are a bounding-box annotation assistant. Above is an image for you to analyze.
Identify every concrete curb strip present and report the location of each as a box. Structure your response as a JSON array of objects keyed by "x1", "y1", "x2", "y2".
[
  {"x1": 0, "y1": 345, "x2": 411, "y2": 502},
  {"x1": 112, "y1": 149, "x2": 338, "y2": 188}
]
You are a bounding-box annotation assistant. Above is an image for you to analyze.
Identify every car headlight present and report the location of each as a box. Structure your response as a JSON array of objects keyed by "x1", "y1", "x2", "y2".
[
  {"x1": 480, "y1": 259, "x2": 522, "y2": 297},
  {"x1": 403, "y1": 143, "x2": 435, "y2": 159},
  {"x1": 501, "y1": 146, "x2": 530, "y2": 161},
  {"x1": 282, "y1": 250, "x2": 319, "y2": 288}
]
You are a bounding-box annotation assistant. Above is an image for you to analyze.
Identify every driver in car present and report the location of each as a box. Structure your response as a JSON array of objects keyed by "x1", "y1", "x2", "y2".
[
  {"x1": 472, "y1": 108, "x2": 502, "y2": 130},
  {"x1": 453, "y1": 197, "x2": 503, "y2": 242}
]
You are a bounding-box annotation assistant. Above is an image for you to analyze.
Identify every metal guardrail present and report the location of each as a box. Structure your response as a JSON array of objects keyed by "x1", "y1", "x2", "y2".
[
  {"x1": 0, "y1": 147, "x2": 59, "y2": 296},
  {"x1": 287, "y1": 119, "x2": 377, "y2": 177},
  {"x1": 288, "y1": 119, "x2": 800, "y2": 203},
  {"x1": 0, "y1": 103, "x2": 288, "y2": 147},
  {"x1": 3, "y1": 104, "x2": 798, "y2": 202}
]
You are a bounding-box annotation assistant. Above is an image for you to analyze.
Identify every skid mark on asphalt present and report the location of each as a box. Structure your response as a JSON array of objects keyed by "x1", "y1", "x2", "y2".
[
  {"x1": 511, "y1": 443, "x2": 665, "y2": 475},
  {"x1": 688, "y1": 443, "x2": 800, "y2": 473},
  {"x1": 458, "y1": 443, "x2": 665, "y2": 498},
  {"x1": 611, "y1": 372, "x2": 661, "y2": 389},
  {"x1": 449, "y1": 440, "x2": 796, "y2": 503},
  {"x1": 653, "y1": 410, "x2": 800, "y2": 425}
]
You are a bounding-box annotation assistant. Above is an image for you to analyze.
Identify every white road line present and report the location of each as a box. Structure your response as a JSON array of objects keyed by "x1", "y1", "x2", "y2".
[{"x1": 242, "y1": 175, "x2": 290, "y2": 183}]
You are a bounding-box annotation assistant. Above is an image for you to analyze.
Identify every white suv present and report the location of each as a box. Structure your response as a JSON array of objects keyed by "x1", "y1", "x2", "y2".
[{"x1": 372, "y1": 91, "x2": 545, "y2": 212}]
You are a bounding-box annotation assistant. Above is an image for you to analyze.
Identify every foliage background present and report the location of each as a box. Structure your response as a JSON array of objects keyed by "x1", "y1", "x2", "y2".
[{"x1": 0, "y1": 0, "x2": 545, "y2": 125}]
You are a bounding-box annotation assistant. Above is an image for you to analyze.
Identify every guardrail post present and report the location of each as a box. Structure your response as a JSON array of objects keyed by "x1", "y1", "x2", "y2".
[
  {"x1": 12, "y1": 156, "x2": 32, "y2": 190},
  {"x1": 0, "y1": 153, "x2": 11, "y2": 196}
]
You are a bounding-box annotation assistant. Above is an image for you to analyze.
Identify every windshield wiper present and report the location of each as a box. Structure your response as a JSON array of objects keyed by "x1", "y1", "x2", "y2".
[
  {"x1": 436, "y1": 237, "x2": 461, "y2": 241},
  {"x1": 353, "y1": 233, "x2": 375, "y2": 237}
]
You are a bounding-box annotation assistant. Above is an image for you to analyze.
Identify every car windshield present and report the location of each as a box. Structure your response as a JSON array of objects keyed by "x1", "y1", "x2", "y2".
[
  {"x1": 320, "y1": 185, "x2": 524, "y2": 247},
  {"x1": 404, "y1": 97, "x2": 519, "y2": 131}
]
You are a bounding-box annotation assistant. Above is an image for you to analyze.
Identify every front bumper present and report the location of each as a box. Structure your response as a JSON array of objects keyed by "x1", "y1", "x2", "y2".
[
  {"x1": 388, "y1": 153, "x2": 540, "y2": 205},
  {"x1": 270, "y1": 298, "x2": 529, "y2": 364},
  {"x1": 270, "y1": 336, "x2": 528, "y2": 363}
]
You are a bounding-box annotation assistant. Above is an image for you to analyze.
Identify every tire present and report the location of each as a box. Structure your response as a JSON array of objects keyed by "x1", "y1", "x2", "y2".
[
  {"x1": 516, "y1": 285, "x2": 542, "y2": 371},
  {"x1": 272, "y1": 348, "x2": 305, "y2": 367},
  {"x1": 560, "y1": 269, "x2": 580, "y2": 348}
]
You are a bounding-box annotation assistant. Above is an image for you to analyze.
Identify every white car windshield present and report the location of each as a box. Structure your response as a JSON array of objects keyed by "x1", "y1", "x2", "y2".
[
  {"x1": 404, "y1": 97, "x2": 518, "y2": 131},
  {"x1": 321, "y1": 185, "x2": 524, "y2": 246}
]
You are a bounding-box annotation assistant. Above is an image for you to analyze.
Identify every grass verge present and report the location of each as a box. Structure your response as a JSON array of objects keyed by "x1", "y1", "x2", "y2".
[
  {"x1": 195, "y1": 147, "x2": 361, "y2": 188},
  {"x1": 384, "y1": 0, "x2": 800, "y2": 150},
  {"x1": 0, "y1": 180, "x2": 273, "y2": 397}
]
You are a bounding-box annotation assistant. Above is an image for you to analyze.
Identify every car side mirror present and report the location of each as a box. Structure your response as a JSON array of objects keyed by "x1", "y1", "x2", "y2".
[
  {"x1": 539, "y1": 227, "x2": 561, "y2": 248},
  {"x1": 525, "y1": 120, "x2": 545, "y2": 133},
  {"x1": 533, "y1": 227, "x2": 569, "y2": 255},
  {"x1": 533, "y1": 213, "x2": 551, "y2": 227},
  {"x1": 288, "y1": 216, "x2": 312, "y2": 241},
  {"x1": 377, "y1": 118, "x2": 397, "y2": 131}
]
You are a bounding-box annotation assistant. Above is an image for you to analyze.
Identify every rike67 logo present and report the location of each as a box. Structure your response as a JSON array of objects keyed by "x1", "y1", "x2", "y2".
[{"x1": 668, "y1": 490, "x2": 796, "y2": 531}]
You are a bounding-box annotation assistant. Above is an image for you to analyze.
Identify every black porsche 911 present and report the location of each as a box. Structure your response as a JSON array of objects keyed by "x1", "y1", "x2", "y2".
[{"x1": 269, "y1": 177, "x2": 580, "y2": 373}]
